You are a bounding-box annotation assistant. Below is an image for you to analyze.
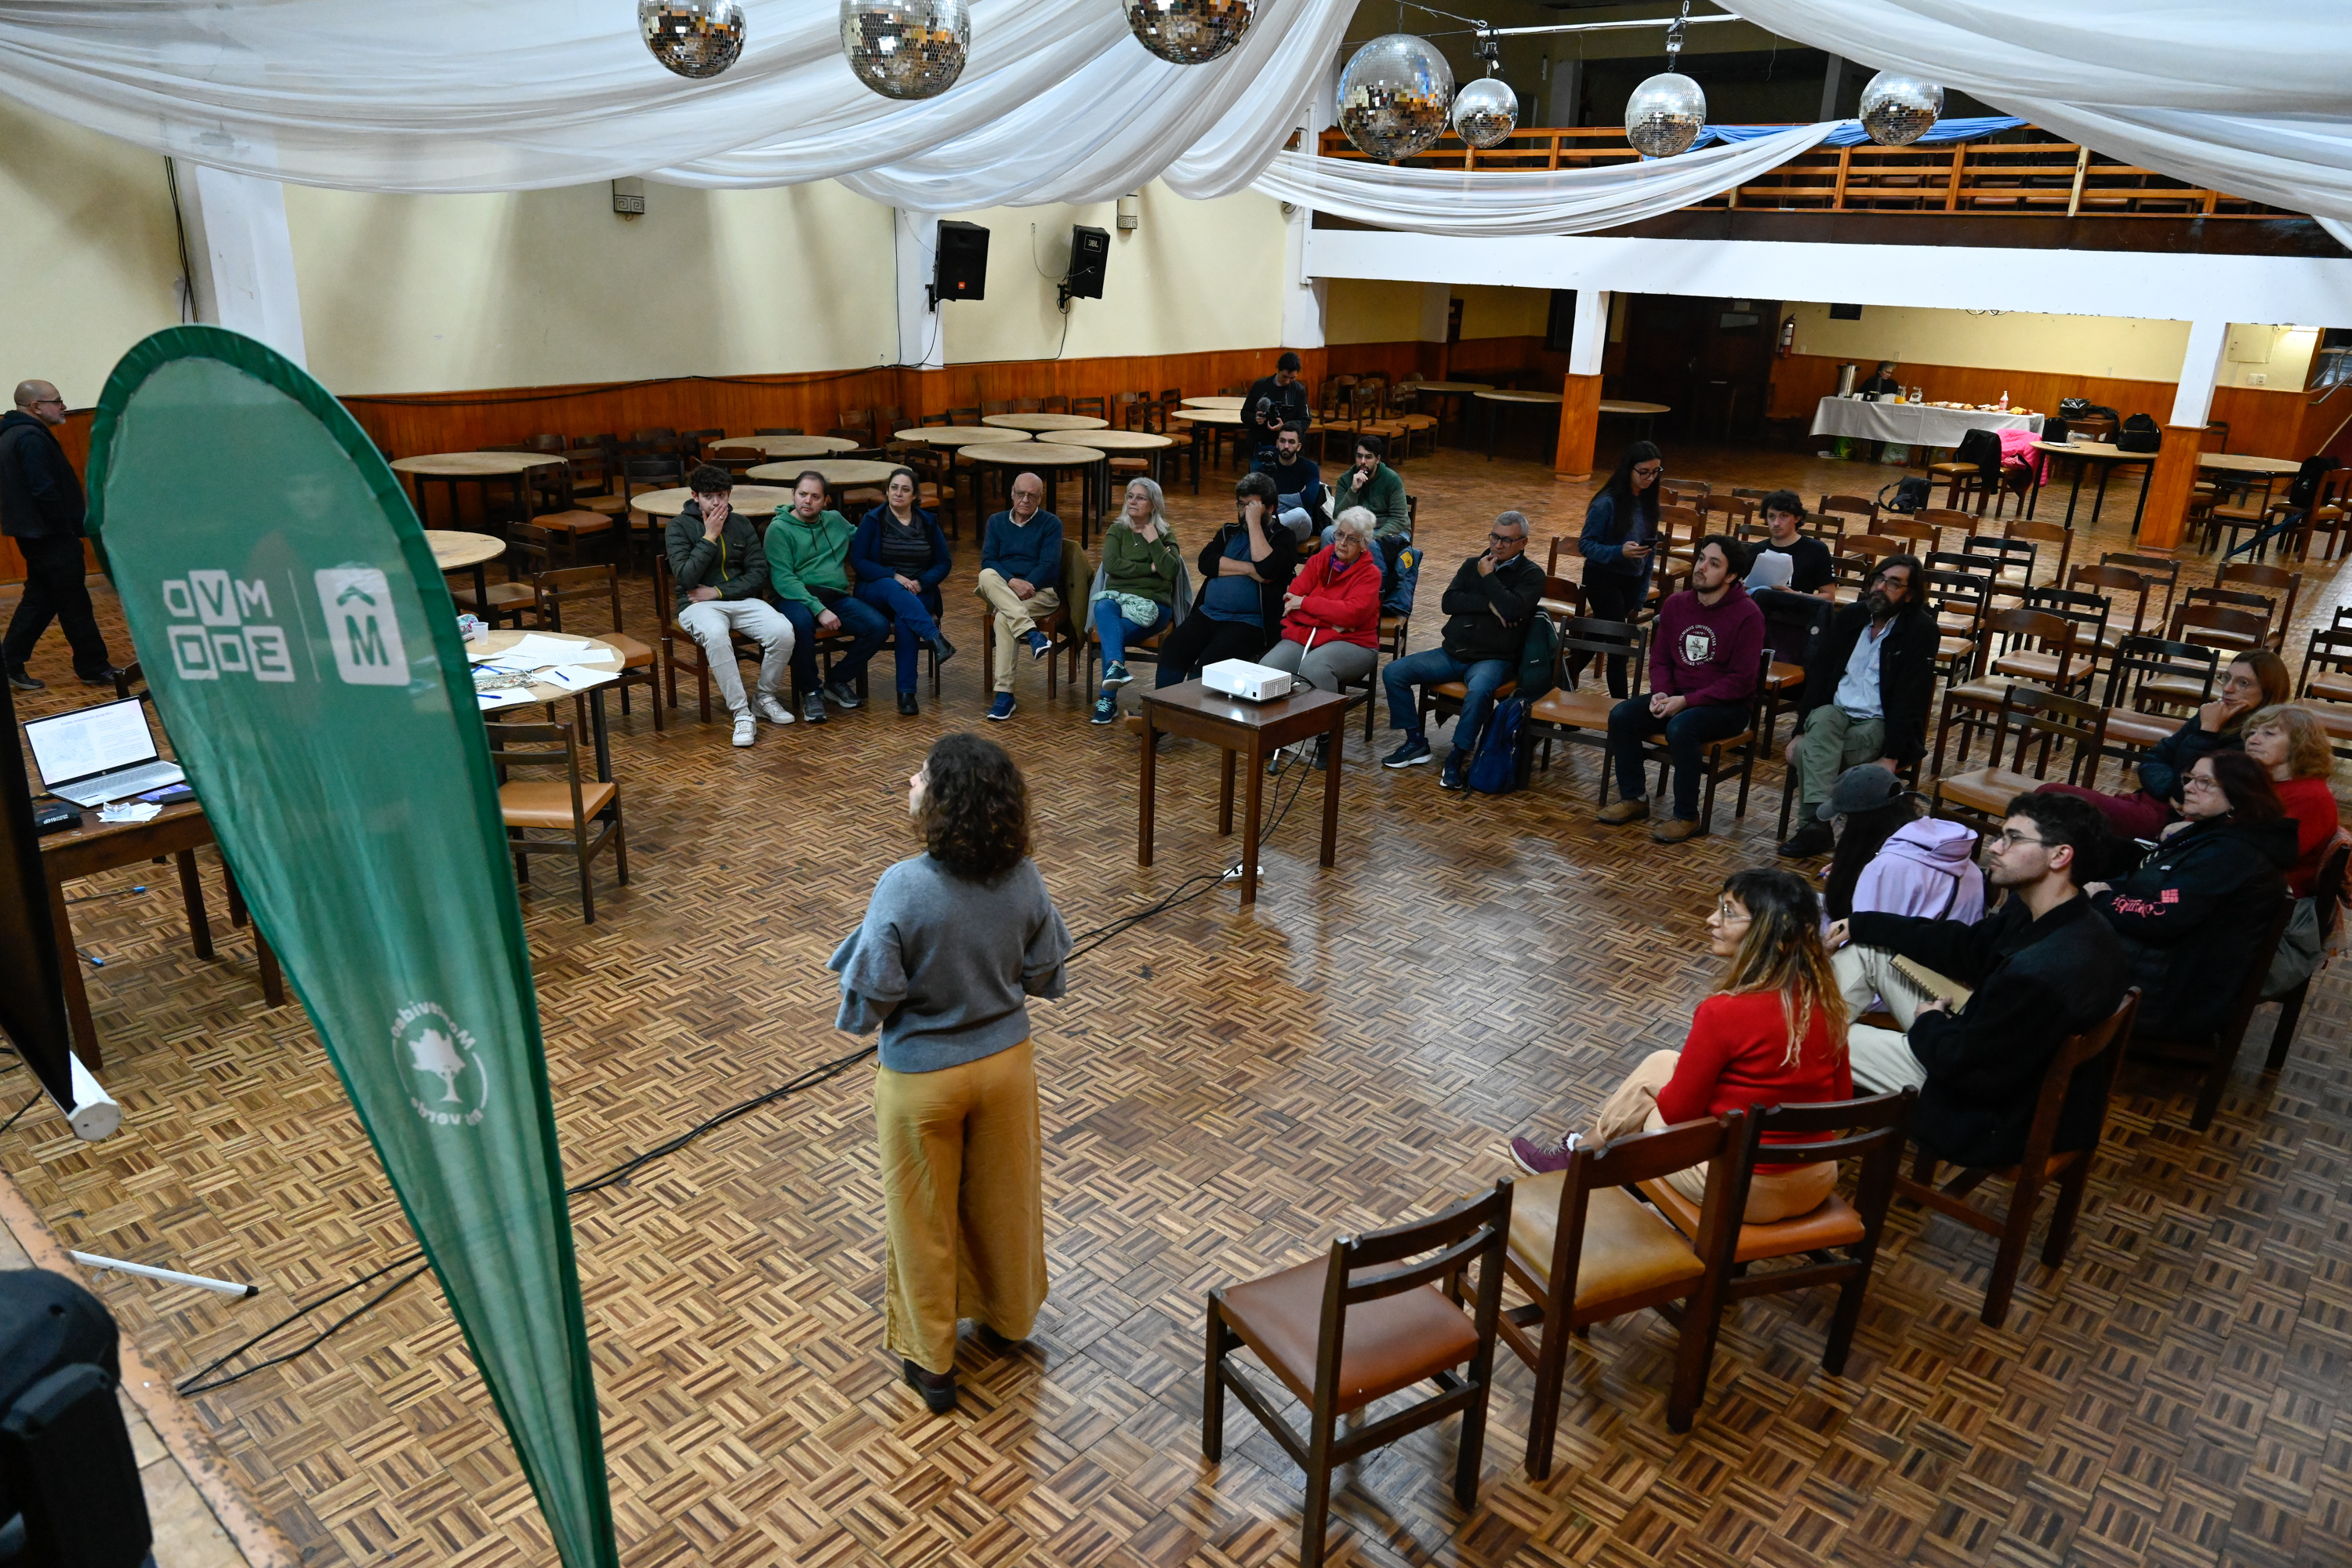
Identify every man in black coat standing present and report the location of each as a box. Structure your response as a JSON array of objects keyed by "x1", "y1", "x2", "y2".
[
  {"x1": 1778, "y1": 552, "x2": 1934, "y2": 857},
  {"x1": 2, "y1": 379, "x2": 115, "y2": 691},
  {"x1": 1828, "y1": 792, "x2": 2129, "y2": 1171},
  {"x1": 1241, "y1": 351, "x2": 1311, "y2": 470}
]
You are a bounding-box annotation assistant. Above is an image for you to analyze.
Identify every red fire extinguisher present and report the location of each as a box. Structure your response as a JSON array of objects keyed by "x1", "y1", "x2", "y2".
[{"x1": 1778, "y1": 317, "x2": 1796, "y2": 358}]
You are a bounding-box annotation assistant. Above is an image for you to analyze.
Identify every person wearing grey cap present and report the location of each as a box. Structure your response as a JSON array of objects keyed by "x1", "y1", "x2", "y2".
[{"x1": 1816, "y1": 764, "x2": 1985, "y2": 925}]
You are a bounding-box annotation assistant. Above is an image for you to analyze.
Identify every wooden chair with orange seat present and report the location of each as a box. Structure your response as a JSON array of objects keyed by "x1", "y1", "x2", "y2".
[
  {"x1": 2066, "y1": 562, "x2": 2151, "y2": 660},
  {"x1": 1497, "y1": 1113, "x2": 1744, "y2": 1475},
  {"x1": 1523, "y1": 617, "x2": 1646, "y2": 790},
  {"x1": 514, "y1": 456, "x2": 616, "y2": 567},
  {"x1": 1635, "y1": 1091, "x2": 1915, "y2": 1404},
  {"x1": 484, "y1": 720, "x2": 626, "y2": 924},
  {"x1": 1203, "y1": 1181, "x2": 1512, "y2": 1566},
  {"x1": 2214, "y1": 560, "x2": 2302, "y2": 648},
  {"x1": 2095, "y1": 635, "x2": 2216, "y2": 779},
  {"x1": 1930, "y1": 605, "x2": 2082, "y2": 769},
  {"x1": 1817, "y1": 493, "x2": 1878, "y2": 535},
  {"x1": 972, "y1": 538, "x2": 1089, "y2": 699},
  {"x1": 2297, "y1": 613, "x2": 2352, "y2": 706},
  {"x1": 1929, "y1": 685, "x2": 2109, "y2": 832},
  {"x1": 1895, "y1": 989, "x2": 2139, "y2": 1327},
  {"x1": 451, "y1": 530, "x2": 543, "y2": 630},
  {"x1": 532, "y1": 562, "x2": 662, "y2": 734}
]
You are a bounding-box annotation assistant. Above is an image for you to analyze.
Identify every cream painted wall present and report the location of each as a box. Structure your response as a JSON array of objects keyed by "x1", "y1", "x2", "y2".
[
  {"x1": 1786, "y1": 302, "x2": 2194, "y2": 381},
  {"x1": 935, "y1": 183, "x2": 1283, "y2": 365},
  {"x1": 283, "y1": 180, "x2": 898, "y2": 394},
  {"x1": 1456, "y1": 285, "x2": 1549, "y2": 339},
  {"x1": 0, "y1": 98, "x2": 185, "y2": 408},
  {"x1": 2220, "y1": 324, "x2": 2319, "y2": 390},
  {"x1": 1325, "y1": 278, "x2": 1426, "y2": 344}
]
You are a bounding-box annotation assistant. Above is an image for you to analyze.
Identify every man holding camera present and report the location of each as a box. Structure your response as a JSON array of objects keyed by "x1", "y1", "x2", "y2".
[{"x1": 1242, "y1": 351, "x2": 1311, "y2": 469}]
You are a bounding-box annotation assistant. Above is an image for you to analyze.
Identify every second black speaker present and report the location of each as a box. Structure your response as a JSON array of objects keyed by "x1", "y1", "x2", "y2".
[
  {"x1": 1064, "y1": 225, "x2": 1110, "y2": 301},
  {"x1": 933, "y1": 220, "x2": 989, "y2": 303}
]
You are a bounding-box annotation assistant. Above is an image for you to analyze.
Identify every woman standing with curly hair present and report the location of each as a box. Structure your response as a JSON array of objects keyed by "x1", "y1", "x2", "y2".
[{"x1": 830, "y1": 733, "x2": 1072, "y2": 1414}]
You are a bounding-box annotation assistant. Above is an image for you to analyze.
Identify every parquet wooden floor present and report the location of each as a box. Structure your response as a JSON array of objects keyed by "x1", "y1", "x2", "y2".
[{"x1": 4, "y1": 440, "x2": 2348, "y2": 1568}]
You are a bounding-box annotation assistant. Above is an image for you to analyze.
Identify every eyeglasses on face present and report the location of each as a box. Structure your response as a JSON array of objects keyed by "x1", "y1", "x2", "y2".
[
  {"x1": 1632, "y1": 463, "x2": 1663, "y2": 478},
  {"x1": 1489, "y1": 531, "x2": 1526, "y2": 543},
  {"x1": 1992, "y1": 829, "x2": 2048, "y2": 849}
]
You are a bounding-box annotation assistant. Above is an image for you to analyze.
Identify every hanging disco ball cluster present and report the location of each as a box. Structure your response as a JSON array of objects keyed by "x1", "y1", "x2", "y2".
[
  {"x1": 1123, "y1": 0, "x2": 1260, "y2": 66},
  {"x1": 638, "y1": 0, "x2": 746, "y2": 80},
  {"x1": 1859, "y1": 70, "x2": 1945, "y2": 145},
  {"x1": 839, "y1": 0, "x2": 973, "y2": 99},
  {"x1": 1338, "y1": 34, "x2": 1456, "y2": 162}
]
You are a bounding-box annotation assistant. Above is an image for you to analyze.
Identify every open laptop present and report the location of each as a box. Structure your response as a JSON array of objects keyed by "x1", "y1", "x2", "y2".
[{"x1": 24, "y1": 698, "x2": 186, "y2": 808}]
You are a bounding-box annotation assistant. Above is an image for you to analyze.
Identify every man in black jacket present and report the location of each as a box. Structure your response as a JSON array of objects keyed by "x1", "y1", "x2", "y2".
[
  {"x1": 1380, "y1": 510, "x2": 1542, "y2": 790},
  {"x1": 1828, "y1": 792, "x2": 2129, "y2": 1170},
  {"x1": 1258, "y1": 424, "x2": 1327, "y2": 543},
  {"x1": 1241, "y1": 352, "x2": 1311, "y2": 467},
  {"x1": 2, "y1": 379, "x2": 116, "y2": 690},
  {"x1": 1777, "y1": 552, "x2": 1934, "y2": 857}
]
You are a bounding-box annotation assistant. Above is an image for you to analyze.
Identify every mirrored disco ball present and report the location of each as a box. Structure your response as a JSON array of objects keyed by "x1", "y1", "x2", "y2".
[
  {"x1": 1338, "y1": 34, "x2": 1455, "y2": 163},
  {"x1": 1860, "y1": 71, "x2": 1944, "y2": 146},
  {"x1": 840, "y1": 0, "x2": 971, "y2": 100},
  {"x1": 1121, "y1": 0, "x2": 1258, "y2": 65},
  {"x1": 1624, "y1": 71, "x2": 1707, "y2": 158},
  {"x1": 1451, "y1": 74, "x2": 1518, "y2": 150},
  {"x1": 639, "y1": 0, "x2": 745, "y2": 79}
]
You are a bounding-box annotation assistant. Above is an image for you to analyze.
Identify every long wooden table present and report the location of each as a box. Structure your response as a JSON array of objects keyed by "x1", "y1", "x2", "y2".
[
  {"x1": 39, "y1": 801, "x2": 283, "y2": 1069},
  {"x1": 1136, "y1": 680, "x2": 1347, "y2": 908}
]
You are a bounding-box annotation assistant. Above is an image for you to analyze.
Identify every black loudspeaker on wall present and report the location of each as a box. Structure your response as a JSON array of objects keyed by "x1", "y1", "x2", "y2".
[
  {"x1": 1062, "y1": 225, "x2": 1110, "y2": 308},
  {"x1": 932, "y1": 220, "x2": 989, "y2": 306}
]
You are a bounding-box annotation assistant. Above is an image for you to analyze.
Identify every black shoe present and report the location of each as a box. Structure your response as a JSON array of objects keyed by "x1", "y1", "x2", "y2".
[
  {"x1": 897, "y1": 691, "x2": 920, "y2": 717},
  {"x1": 77, "y1": 666, "x2": 123, "y2": 688},
  {"x1": 1439, "y1": 751, "x2": 1468, "y2": 790},
  {"x1": 902, "y1": 1359, "x2": 956, "y2": 1414},
  {"x1": 927, "y1": 632, "x2": 957, "y2": 666},
  {"x1": 1777, "y1": 821, "x2": 1836, "y2": 858},
  {"x1": 974, "y1": 1322, "x2": 1024, "y2": 1356},
  {"x1": 822, "y1": 680, "x2": 862, "y2": 710},
  {"x1": 5, "y1": 667, "x2": 42, "y2": 692}
]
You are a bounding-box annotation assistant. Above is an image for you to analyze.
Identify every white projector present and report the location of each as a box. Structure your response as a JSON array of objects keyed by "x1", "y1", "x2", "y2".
[{"x1": 1201, "y1": 659, "x2": 1294, "y2": 702}]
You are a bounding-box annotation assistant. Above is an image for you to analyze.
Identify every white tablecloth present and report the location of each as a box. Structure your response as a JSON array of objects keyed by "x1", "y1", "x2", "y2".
[{"x1": 1810, "y1": 397, "x2": 2043, "y2": 446}]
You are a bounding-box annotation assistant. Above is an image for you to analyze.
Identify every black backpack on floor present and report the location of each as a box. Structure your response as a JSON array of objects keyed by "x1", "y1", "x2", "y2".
[{"x1": 1878, "y1": 476, "x2": 1931, "y2": 514}]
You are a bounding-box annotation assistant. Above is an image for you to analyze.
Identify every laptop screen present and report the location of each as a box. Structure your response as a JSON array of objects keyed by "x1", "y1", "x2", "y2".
[{"x1": 24, "y1": 699, "x2": 158, "y2": 789}]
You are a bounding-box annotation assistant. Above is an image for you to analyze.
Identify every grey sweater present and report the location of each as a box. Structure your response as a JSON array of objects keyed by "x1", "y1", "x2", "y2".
[{"x1": 829, "y1": 854, "x2": 1071, "y2": 1073}]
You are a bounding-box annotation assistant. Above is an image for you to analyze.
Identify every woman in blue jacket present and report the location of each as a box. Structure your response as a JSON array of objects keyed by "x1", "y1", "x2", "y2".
[
  {"x1": 851, "y1": 467, "x2": 957, "y2": 714},
  {"x1": 1577, "y1": 439, "x2": 1664, "y2": 696}
]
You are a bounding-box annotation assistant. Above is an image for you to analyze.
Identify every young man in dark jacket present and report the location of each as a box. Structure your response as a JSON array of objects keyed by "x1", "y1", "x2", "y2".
[
  {"x1": 1778, "y1": 552, "x2": 1936, "y2": 856},
  {"x1": 1831, "y1": 791, "x2": 2130, "y2": 1170},
  {"x1": 1380, "y1": 510, "x2": 1543, "y2": 790},
  {"x1": 666, "y1": 464, "x2": 793, "y2": 747},
  {"x1": 1, "y1": 379, "x2": 115, "y2": 690},
  {"x1": 1242, "y1": 351, "x2": 1312, "y2": 466},
  {"x1": 1258, "y1": 424, "x2": 1327, "y2": 542},
  {"x1": 1601, "y1": 535, "x2": 1765, "y2": 842}
]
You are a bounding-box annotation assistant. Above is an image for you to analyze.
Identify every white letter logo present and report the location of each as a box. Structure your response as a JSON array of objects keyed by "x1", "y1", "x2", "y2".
[{"x1": 314, "y1": 568, "x2": 408, "y2": 686}]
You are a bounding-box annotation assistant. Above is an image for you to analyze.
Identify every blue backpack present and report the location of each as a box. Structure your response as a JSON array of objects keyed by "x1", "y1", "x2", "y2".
[
  {"x1": 1381, "y1": 536, "x2": 1422, "y2": 616},
  {"x1": 1465, "y1": 697, "x2": 1527, "y2": 795}
]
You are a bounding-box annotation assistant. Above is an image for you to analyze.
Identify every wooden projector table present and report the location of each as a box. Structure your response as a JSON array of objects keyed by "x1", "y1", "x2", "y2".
[{"x1": 1137, "y1": 680, "x2": 1348, "y2": 906}]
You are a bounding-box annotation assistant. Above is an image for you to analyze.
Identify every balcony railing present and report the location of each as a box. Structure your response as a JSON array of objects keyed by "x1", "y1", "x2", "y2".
[{"x1": 1311, "y1": 126, "x2": 2297, "y2": 220}]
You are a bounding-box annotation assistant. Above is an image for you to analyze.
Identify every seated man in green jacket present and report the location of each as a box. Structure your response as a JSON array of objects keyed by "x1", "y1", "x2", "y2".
[
  {"x1": 667, "y1": 464, "x2": 793, "y2": 747},
  {"x1": 1322, "y1": 433, "x2": 1410, "y2": 547},
  {"x1": 767, "y1": 470, "x2": 889, "y2": 723}
]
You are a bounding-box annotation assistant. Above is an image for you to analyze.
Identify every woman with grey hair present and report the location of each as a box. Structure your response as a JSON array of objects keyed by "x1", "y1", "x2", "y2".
[
  {"x1": 1087, "y1": 477, "x2": 1185, "y2": 724},
  {"x1": 1261, "y1": 506, "x2": 1384, "y2": 771}
]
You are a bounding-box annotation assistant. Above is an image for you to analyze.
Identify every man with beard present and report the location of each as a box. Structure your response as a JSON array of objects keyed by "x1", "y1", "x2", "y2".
[{"x1": 1778, "y1": 553, "x2": 1936, "y2": 858}]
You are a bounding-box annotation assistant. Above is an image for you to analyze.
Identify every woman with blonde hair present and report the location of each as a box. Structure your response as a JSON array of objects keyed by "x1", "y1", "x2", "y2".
[
  {"x1": 1511, "y1": 868, "x2": 1852, "y2": 1220},
  {"x1": 1088, "y1": 477, "x2": 1184, "y2": 724},
  {"x1": 2241, "y1": 704, "x2": 2343, "y2": 898}
]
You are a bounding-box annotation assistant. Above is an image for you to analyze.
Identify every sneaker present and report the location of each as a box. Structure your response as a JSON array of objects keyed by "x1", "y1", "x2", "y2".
[
  {"x1": 1777, "y1": 821, "x2": 1835, "y2": 858},
  {"x1": 1025, "y1": 630, "x2": 1052, "y2": 661},
  {"x1": 986, "y1": 692, "x2": 1016, "y2": 722},
  {"x1": 76, "y1": 666, "x2": 123, "y2": 688},
  {"x1": 1382, "y1": 735, "x2": 1432, "y2": 768},
  {"x1": 1091, "y1": 695, "x2": 1119, "y2": 724},
  {"x1": 5, "y1": 667, "x2": 42, "y2": 692},
  {"x1": 1509, "y1": 1131, "x2": 1584, "y2": 1176},
  {"x1": 1439, "y1": 750, "x2": 1467, "y2": 790},
  {"x1": 731, "y1": 715, "x2": 757, "y2": 748},
  {"x1": 822, "y1": 680, "x2": 862, "y2": 710},
  {"x1": 926, "y1": 631, "x2": 957, "y2": 666},
  {"x1": 753, "y1": 691, "x2": 794, "y2": 725},
  {"x1": 1596, "y1": 799, "x2": 1650, "y2": 826},
  {"x1": 1652, "y1": 817, "x2": 1702, "y2": 844},
  {"x1": 1102, "y1": 662, "x2": 1133, "y2": 686},
  {"x1": 897, "y1": 691, "x2": 920, "y2": 717},
  {"x1": 801, "y1": 691, "x2": 827, "y2": 724}
]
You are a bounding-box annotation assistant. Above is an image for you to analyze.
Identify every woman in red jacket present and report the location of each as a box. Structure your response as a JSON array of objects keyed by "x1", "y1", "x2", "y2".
[
  {"x1": 2241, "y1": 705, "x2": 2343, "y2": 897},
  {"x1": 1511, "y1": 869, "x2": 1852, "y2": 1220},
  {"x1": 1262, "y1": 506, "x2": 1383, "y2": 771}
]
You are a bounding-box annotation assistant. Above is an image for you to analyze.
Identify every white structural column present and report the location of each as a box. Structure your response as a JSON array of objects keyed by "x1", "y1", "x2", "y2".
[
  {"x1": 894, "y1": 209, "x2": 944, "y2": 370},
  {"x1": 2170, "y1": 318, "x2": 2230, "y2": 428},
  {"x1": 1418, "y1": 282, "x2": 1449, "y2": 346},
  {"x1": 1280, "y1": 197, "x2": 1327, "y2": 350},
  {"x1": 1568, "y1": 288, "x2": 1610, "y2": 377},
  {"x1": 177, "y1": 163, "x2": 307, "y2": 368}
]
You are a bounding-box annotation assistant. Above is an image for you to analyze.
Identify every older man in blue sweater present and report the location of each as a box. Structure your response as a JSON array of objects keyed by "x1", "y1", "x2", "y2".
[{"x1": 976, "y1": 473, "x2": 1064, "y2": 720}]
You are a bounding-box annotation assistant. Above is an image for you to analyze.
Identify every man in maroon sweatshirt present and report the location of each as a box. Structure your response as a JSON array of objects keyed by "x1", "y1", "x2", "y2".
[{"x1": 1599, "y1": 535, "x2": 1766, "y2": 842}]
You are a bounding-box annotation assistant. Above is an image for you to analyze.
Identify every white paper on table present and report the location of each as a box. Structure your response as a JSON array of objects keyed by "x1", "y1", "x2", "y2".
[
  {"x1": 539, "y1": 666, "x2": 617, "y2": 692},
  {"x1": 98, "y1": 800, "x2": 162, "y2": 822},
  {"x1": 482, "y1": 633, "x2": 606, "y2": 667},
  {"x1": 477, "y1": 688, "x2": 539, "y2": 710}
]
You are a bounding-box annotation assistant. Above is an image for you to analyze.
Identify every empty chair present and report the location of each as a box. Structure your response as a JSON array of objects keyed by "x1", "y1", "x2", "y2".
[{"x1": 485, "y1": 720, "x2": 627, "y2": 923}]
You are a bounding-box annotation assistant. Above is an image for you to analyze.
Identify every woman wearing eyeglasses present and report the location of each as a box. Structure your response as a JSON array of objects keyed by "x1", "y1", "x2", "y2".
[
  {"x1": 1510, "y1": 869, "x2": 1849, "y2": 1221},
  {"x1": 1574, "y1": 440, "x2": 1664, "y2": 698},
  {"x1": 2081, "y1": 750, "x2": 2295, "y2": 1044},
  {"x1": 2038, "y1": 648, "x2": 2288, "y2": 840}
]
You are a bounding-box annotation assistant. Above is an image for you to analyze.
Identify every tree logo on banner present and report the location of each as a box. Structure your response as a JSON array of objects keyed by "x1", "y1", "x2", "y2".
[{"x1": 394, "y1": 1000, "x2": 488, "y2": 1127}]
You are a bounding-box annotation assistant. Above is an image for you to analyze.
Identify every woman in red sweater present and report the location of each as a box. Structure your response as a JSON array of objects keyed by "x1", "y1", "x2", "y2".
[
  {"x1": 1262, "y1": 506, "x2": 1383, "y2": 772},
  {"x1": 1511, "y1": 869, "x2": 1851, "y2": 1220},
  {"x1": 2242, "y1": 705, "x2": 2342, "y2": 897}
]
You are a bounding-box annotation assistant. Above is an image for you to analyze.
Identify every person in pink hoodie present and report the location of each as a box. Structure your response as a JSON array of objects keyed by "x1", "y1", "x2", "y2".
[{"x1": 1818, "y1": 764, "x2": 1987, "y2": 923}]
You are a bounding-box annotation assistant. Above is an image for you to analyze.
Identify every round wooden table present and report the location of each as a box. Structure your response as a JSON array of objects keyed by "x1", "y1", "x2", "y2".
[
  {"x1": 1599, "y1": 399, "x2": 1671, "y2": 443},
  {"x1": 630, "y1": 484, "x2": 800, "y2": 517},
  {"x1": 2029, "y1": 441, "x2": 2158, "y2": 529},
  {"x1": 1399, "y1": 381, "x2": 1491, "y2": 441},
  {"x1": 710, "y1": 434, "x2": 858, "y2": 459},
  {"x1": 1477, "y1": 389, "x2": 1563, "y2": 460},
  {"x1": 1073, "y1": 430, "x2": 1174, "y2": 526},
  {"x1": 982, "y1": 413, "x2": 1109, "y2": 434},
  {"x1": 745, "y1": 460, "x2": 900, "y2": 489},
  {"x1": 390, "y1": 451, "x2": 564, "y2": 528},
  {"x1": 2197, "y1": 452, "x2": 2302, "y2": 477},
  {"x1": 427, "y1": 529, "x2": 506, "y2": 608},
  {"x1": 893, "y1": 426, "x2": 1033, "y2": 447},
  {"x1": 964, "y1": 441, "x2": 1105, "y2": 533},
  {"x1": 468, "y1": 629, "x2": 626, "y2": 780},
  {"x1": 1181, "y1": 396, "x2": 1246, "y2": 410}
]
